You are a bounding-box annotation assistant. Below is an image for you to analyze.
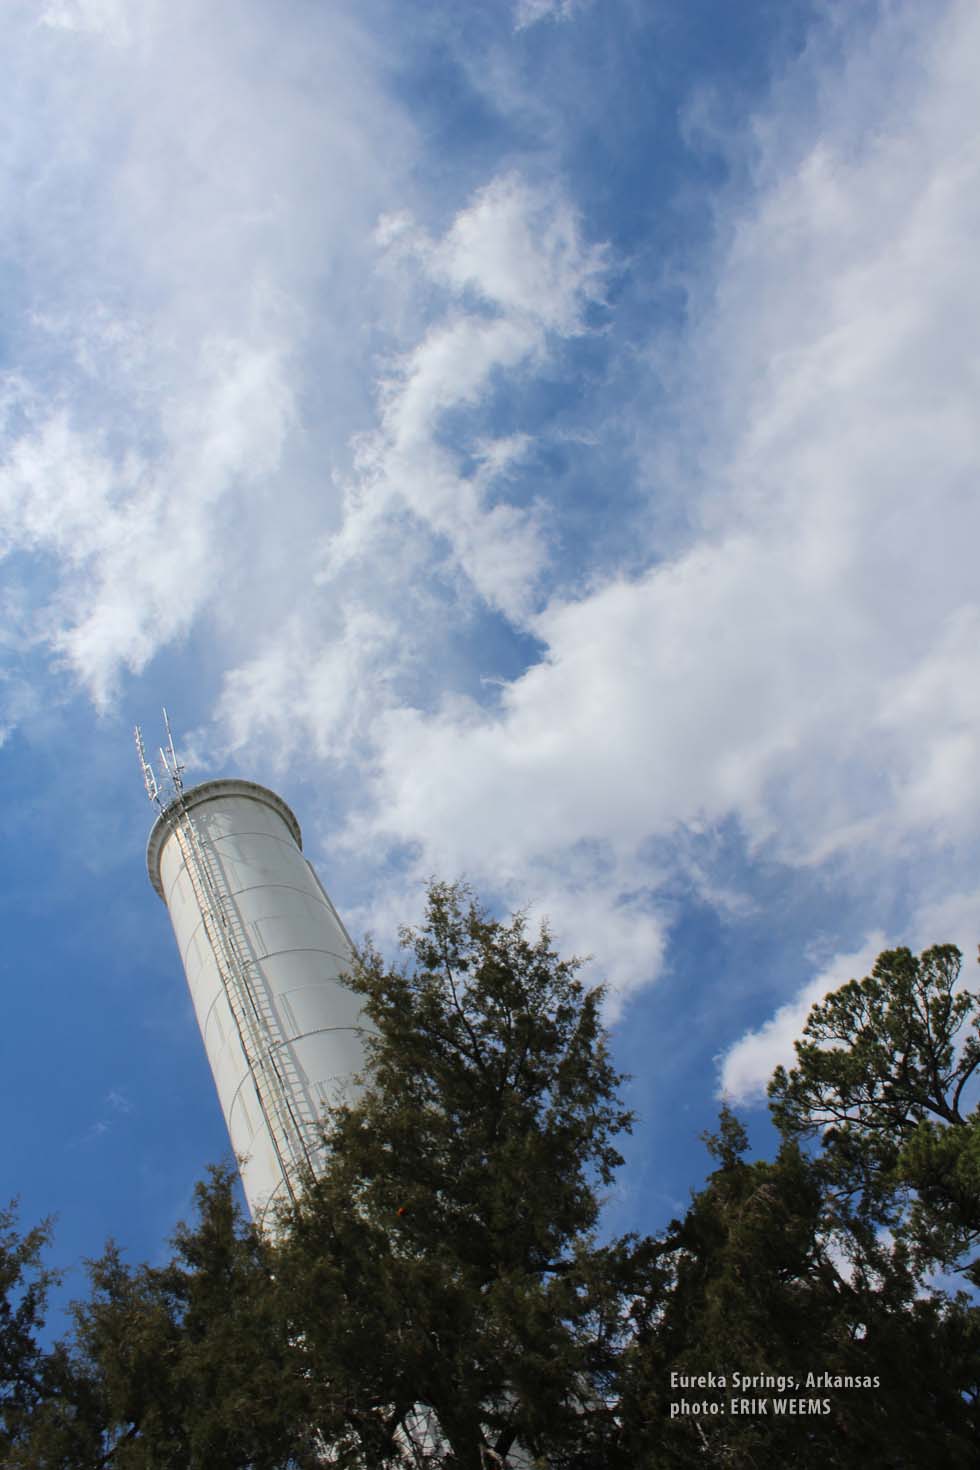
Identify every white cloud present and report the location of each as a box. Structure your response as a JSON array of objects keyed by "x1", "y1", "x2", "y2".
[
  {"x1": 209, "y1": 171, "x2": 611, "y2": 781},
  {"x1": 910, "y1": 887, "x2": 980, "y2": 963},
  {"x1": 0, "y1": 333, "x2": 294, "y2": 706},
  {"x1": 719, "y1": 881, "x2": 980, "y2": 1105},
  {"x1": 39, "y1": 0, "x2": 133, "y2": 42},
  {"x1": 873, "y1": 608, "x2": 980, "y2": 839},
  {"x1": 6, "y1": 0, "x2": 980, "y2": 1040},
  {"x1": 215, "y1": 604, "x2": 405, "y2": 768},
  {"x1": 513, "y1": 0, "x2": 590, "y2": 32},
  {"x1": 522, "y1": 881, "x2": 666, "y2": 1020},
  {"x1": 321, "y1": 175, "x2": 608, "y2": 623},
  {"x1": 334, "y1": 860, "x2": 667, "y2": 1022},
  {"x1": 719, "y1": 934, "x2": 887, "y2": 1105},
  {"x1": 430, "y1": 174, "x2": 608, "y2": 331},
  {"x1": 301, "y1": 0, "x2": 980, "y2": 1008},
  {"x1": 0, "y1": 0, "x2": 414, "y2": 710}
]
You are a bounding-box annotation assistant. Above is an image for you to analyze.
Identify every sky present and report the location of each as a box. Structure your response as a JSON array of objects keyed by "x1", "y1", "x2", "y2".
[{"x1": 3, "y1": 0, "x2": 980, "y2": 1311}]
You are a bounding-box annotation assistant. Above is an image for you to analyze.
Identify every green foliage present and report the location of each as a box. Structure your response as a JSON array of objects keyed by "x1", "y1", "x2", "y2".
[
  {"x1": 9, "y1": 894, "x2": 980, "y2": 1465},
  {"x1": 273, "y1": 880, "x2": 648, "y2": 1468},
  {"x1": 769, "y1": 944, "x2": 980, "y2": 1272},
  {"x1": 5, "y1": 1171, "x2": 310, "y2": 1470},
  {"x1": 632, "y1": 1124, "x2": 980, "y2": 1466},
  {"x1": 769, "y1": 945, "x2": 978, "y2": 1137},
  {"x1": 4, "y1": 883, "x2": 650, "y2": 1468},
  {"x1": 0, "y1": 1204, "x2": 60, "y2": 1454}
]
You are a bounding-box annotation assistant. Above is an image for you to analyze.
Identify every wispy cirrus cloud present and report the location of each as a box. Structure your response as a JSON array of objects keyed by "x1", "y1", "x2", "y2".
[
  {"x1": 308, "y1": 0, "x2": 980, "y2": 1008},
  {"x1": 513, "y1": 0, "x2": 591, "y2": 33},
  {"x1": 216, "y1": 171, "x2": 611, "y2": 768},
  {"x1": 0, "y1": 332, "x2": 294, "y2": 706},
  {"x1": 0, "y1": 0, "x2": 414, "y2": 710},
  {"x1": 323, "y1": 174, "x2": 609, "y2": 621},
  {"x1": 4, "y1": 0, "x2": 979, "y2": 1040}
]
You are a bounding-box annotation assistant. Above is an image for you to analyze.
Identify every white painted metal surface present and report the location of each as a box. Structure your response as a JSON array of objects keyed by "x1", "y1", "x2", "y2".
[{"x1": 147, "y1": 778, "x2": 366, "y2": 1225}]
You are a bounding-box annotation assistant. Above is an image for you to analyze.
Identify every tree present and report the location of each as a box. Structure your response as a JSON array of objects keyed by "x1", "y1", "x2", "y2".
[
  {"x1": 15, "y1": 907, "x2": 980, "y2": 1465},
  {"x1": 624, "y1": 1109, "x2": 980, "y2": 1468},
  {"x1": 6, "y1": 1171, "x2": 311, "y2": 1470},
  {"x1": 1, "y1": 1204, "x2": 60, "y2": 1455},
  {"x1": 5, "y1": 883, "x2": 653, "y2": 1468},
  {"x1": 768, "y1": 945, "x2": 980, "y2": 1277},
  {"x1": 273, "y1": 880, "x2": 652, "y2": 1468}
]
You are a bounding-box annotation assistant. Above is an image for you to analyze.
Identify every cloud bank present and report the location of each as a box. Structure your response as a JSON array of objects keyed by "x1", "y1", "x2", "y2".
[{"x1": 3, "y1": 0, "x2": 979, "y2": 1034}]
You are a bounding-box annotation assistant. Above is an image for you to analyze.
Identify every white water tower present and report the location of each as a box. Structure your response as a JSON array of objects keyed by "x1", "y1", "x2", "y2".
[{"x1": 138, "y1": 719, "x2": 366, "y2": 1226}]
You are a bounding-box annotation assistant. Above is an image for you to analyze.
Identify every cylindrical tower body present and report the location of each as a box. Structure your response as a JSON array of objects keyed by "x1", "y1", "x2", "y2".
[{"x1": 147, "y1": 779, "x2": 366, "y2": 1225}]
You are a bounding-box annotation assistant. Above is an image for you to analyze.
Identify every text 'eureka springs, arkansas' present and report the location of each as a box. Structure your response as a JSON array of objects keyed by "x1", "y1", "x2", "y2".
[{"x1": 668, "y1": 1370, "x2": 881, "y2": 1420}]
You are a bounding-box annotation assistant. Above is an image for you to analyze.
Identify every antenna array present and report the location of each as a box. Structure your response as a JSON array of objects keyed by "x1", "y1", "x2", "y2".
[
  {"x1": 134, "y1": 707, "x2": 184, "y2": 808},
  {"x1": 134, "y1": 723, "x2": 159, "y2": 806}
]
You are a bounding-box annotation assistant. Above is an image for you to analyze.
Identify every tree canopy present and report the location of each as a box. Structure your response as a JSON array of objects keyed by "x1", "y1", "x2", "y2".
[
  {"x1": 272, "y1": 880, "x2": 650, "y2": 1467},
  {"x1": 5, "y1": 894, "x2": 980, "y2": 1466},
  {"x1": 769, "y1": 944, "x2": 980, "y2": 1279}
]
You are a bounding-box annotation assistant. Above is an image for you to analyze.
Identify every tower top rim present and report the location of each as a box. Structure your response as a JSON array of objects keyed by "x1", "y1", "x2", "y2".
[{"x1": 146, "y1": 778, "x2": 304, "y2": 900}]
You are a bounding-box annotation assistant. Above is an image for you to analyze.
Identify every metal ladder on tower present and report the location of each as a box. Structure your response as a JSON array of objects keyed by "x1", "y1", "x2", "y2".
[
  {"x1": 170, "y1": 804, "x2": 317, "y2": 1203},
  {"x1": 136, "y1": 718, "x2": 317, "y2": 1209},
  {"x1": 194, "y1": 819, "x2": 323, "y2": 1151}
]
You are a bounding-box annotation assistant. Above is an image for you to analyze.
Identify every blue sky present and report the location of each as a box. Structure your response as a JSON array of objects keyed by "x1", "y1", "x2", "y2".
[{"x1": 3, "y1": 0, "x2": 980, "y2": 1312}]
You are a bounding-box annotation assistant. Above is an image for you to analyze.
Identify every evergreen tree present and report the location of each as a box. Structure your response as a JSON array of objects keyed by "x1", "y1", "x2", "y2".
[
  {"x1": 11, "y1": 908, "x2": 980, "y2": 1466},
  {"x1": 1, "y1": 1204, "x2": 60, "y2": 1456},
  {"x1": 5, "y1": 1172, "x2": 310, "y2": 1469},
  {"x1": 769, "y1": 944, "x2": 980, "y2": 1278},
  {"x1": 624, "y1": 1110, "x2": 980, "y2": 1467},
  {"x1": 273, "y1": 880, "x2": 651, "y2": 1468},
  {"x1": 7, "y1": 882, "x2": 651, "y2": 1468}
]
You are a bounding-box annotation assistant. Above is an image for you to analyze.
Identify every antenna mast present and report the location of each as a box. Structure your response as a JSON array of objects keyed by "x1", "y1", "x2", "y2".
[
  {"x1": 134, "y1": 724, "x2": 160, "y2": 807},
  {"x1": 160, "y1": 705, "x2": 184, "y2": 795},
  {"x1": 135, "y1": 707, "x2": 188, "y2": 809}
]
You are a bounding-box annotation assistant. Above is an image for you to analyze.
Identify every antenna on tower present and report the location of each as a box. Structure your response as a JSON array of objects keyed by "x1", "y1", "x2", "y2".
[
  {"x1": 134, "y1": 723, "x2": 160, "y2": 807},
  {"x1": 135, "y1": 709, "x2": 188, "y2": 807},
  {"x1": 159, "y1": 706, "x2": 185, "y2": 796}
]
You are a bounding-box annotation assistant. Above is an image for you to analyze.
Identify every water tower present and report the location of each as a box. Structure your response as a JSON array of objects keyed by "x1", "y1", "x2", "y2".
[{"x1": 137, "y1": 716, "x2": 366, "y2": 1225}]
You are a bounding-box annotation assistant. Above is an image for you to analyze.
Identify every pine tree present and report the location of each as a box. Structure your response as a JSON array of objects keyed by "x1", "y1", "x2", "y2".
[
  {"x1": 273, "y1": 880, "x2": 652, "y2": 1468},
  {"x1": 1, "y1": 1204, "x2": 60, "y2": 1456},
  {"x1": 628, "y1": 1111, "x2": 980, "y2": 1467},
  {"x1": 769, "y1": 944, "x2": 980, "y2": 1278},
  {"x1": 15, "y1": 907, "x2": 980, "y2": 1466}
]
